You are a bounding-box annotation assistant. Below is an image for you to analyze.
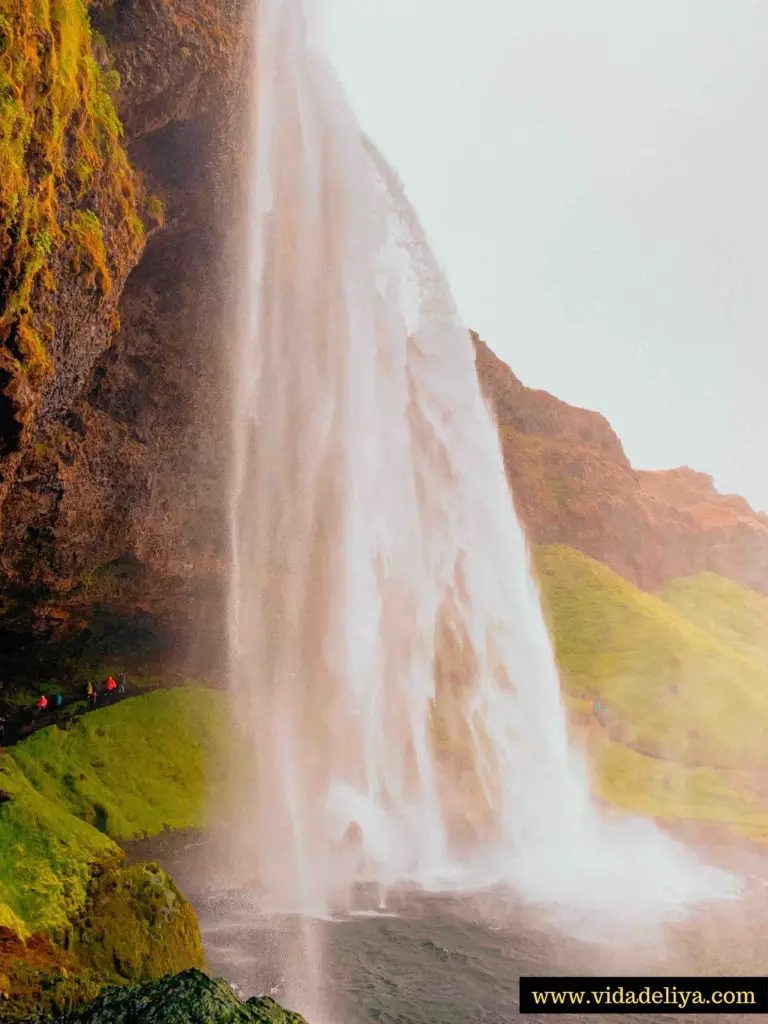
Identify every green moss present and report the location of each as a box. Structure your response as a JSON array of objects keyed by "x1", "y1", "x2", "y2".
[
  {"x1": 0, "y1": 861, "x2": 205, "y2": 1021},
  {"x1": 0, "y1": 689, "x2": 226, "y2": 1018},
  {"x1": 73, "y1": 861, "x2": 205, "y2": 983},
  {"x1": 0, "y1": 927, "x2": 103, "y2": 1020},
  {"x1": 0, "y1": 753, "x2": 118, "y2": 938},
  {"x1": 0, "y1": 0, "x2": 143, "y2": 379},
  {"x1": 0, "y1": 899, "x2": 29, "y2": 938},
  {"x1": 589, "y1": 730, "x2": 768, "y2": 839},
  {"x1": 0, "y1": 688, "x2": 228, "y2": 941},
  {"x1": 534, "y1": 545, "x2": 768, "y2": 837},
  {"x1": 144, "y1": 194, "x2": 165, "y2": 229},
  {"x1": 11, "y1": 688, "x2": 229, "y2": 843},
  {"x1": 67, "y1": 209, "x2": 111, "y2": 292},
  {"x1": 534, "y1": 544, "x2": 768, "y2": 772}
]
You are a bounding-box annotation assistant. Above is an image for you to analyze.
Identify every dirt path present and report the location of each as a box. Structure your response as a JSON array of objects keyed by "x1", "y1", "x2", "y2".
[{"x1": 0, "y1": 684, "x2": 163, "y2": 750}]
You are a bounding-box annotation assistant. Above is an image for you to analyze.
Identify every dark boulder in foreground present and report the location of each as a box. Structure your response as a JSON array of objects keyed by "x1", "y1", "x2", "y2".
[{"x1": 47, "y1": 969, "x2": 309, "y2": 1024}]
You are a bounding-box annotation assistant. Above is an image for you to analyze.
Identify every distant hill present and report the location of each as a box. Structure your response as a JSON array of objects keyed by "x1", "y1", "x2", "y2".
[
  {"x1": 660, "y1": 571, "x2": 768, "y2": 668},
  {"x1": 474, "y1": 336, "x2": 768, "y2": 595},
  {"x1": 534, "y1": 544, "x2": 768, "y2": 771},
  {"x1": 534, "y1": 544, "x2": 768, "y2": 840}
]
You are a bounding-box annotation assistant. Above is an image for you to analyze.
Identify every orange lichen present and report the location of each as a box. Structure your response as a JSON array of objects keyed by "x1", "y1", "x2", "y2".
[{"x1": 0, "y1": 0, "x2": 144, "y2": 381}]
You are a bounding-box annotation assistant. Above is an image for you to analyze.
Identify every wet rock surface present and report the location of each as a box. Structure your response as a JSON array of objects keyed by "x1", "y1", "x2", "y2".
[{"x1": 47, "y1": 969, "x2": 308, "y2": 1024}]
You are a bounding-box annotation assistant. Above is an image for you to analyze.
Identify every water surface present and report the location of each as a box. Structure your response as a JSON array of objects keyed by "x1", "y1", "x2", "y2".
[{"x1": 129, "y1": 831, "x2": 768, "y2": 1024}]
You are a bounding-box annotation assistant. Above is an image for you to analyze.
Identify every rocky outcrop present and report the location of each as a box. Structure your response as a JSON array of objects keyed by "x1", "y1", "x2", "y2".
[
  {"x1": 72, "y1": 862, "x2": 205, "y2": 986},
  {"x1": 90, "y1": 0, "x2": 247, "y2": 141},
  {"x1": 52, "y1": 969, "x2": 310, "y2": 1024},
  {"x1": 0, "y1": 862, "x2": 205, "y2": 1021},
  {"x1": 474, "y1": 336, "x2": 768, "y2": 593},
  {"x1": 0, "y1": 0, "x2": 145, "y2": 514}
]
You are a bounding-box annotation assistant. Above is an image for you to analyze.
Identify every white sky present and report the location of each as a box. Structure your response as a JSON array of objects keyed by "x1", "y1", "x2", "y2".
[{"x1": 318, "y1": 0, "x2": 768, "y2": 512}]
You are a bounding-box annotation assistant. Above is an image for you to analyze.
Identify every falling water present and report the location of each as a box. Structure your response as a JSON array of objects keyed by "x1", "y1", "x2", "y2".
[{"x1": 228, "y1": 0, "x2": 739, "y2": 939}]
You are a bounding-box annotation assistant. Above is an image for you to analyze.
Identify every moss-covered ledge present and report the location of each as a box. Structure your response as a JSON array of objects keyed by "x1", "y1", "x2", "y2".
[{"x1": 0, "y1": 688, "x2": 228, "y2": 1019}]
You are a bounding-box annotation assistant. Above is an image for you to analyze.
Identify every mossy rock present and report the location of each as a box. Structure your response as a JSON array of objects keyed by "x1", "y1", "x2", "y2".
[
  {"x1": 0, "y1": 0, "x2": 143, "y2": 378},
  {"x1": 0, "y1": 753, "x2": 120, "y2": 939},
  {"x1": 72, "y1": 861, "x2": 205, "y2": 984},
  {"x1": 0, "y1": 860, "x2": 205, "y2": 1020},
  {"x1": 0, "y1": 690, "x2": 228, "y2": 1018},
  {"x1": 0, "y1": 927, "x2": 102, "y2": 1021},
  {"x1": 0, "y1": 688, "x2": 229, "y2": 939},
  {"x1": 53, "y1": 968, "x2": 310, "y2": 1023}
]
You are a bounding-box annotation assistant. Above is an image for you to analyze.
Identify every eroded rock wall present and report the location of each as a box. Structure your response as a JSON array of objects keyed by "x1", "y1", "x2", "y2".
[{"x1": 0, "y1": 0, "x2": 249, "y2": 687}]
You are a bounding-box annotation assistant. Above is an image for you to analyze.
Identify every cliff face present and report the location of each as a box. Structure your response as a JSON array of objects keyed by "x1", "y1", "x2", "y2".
[
  {"x1": 0, "y1": 1, "x2": 144, "y2": 501},
  {"x1": 0, "y1": 0, "x2": 248, "y2": 685},
  {"x1": 474, "y1": 336, "x2": 768, "y2": 594}
]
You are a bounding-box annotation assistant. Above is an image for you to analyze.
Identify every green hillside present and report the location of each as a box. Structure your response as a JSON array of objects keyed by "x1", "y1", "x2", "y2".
[
  {"x1": 660, "y1": 571, "x2": 768, "y2": 668},
  {"x1": 534, "y1": 544, "x2": 768, "y2": 838},
  {"x1": 0, "y1": 688, "x2": 230, "y2": 1016},
  {"x1": 10, "y1": 688, "x2": 229, "y2": 844},
  {"x1": 0, "y1": 688, "x2": 228, "y2": 938}
]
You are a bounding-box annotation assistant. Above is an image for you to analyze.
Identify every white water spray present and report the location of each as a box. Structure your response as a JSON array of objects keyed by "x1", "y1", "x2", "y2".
[{"x1": 228, "y1": 0, "x2": 738, "y2": 934}]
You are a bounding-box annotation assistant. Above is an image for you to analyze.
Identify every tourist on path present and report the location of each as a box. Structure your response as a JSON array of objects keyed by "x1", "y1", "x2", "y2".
[{"x1": 36, "y1": 695, "x2": 48, "y2": 714}]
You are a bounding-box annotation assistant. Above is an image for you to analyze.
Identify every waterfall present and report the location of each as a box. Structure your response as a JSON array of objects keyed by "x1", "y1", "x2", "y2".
[{"x1": 228, "y1": 0, "x2": 738, "y2": 932}]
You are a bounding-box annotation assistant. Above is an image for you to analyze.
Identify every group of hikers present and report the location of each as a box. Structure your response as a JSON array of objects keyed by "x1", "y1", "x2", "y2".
[
  {"x1": 82, "y1": 673, "x2": 129, "y2": 708},
  {"x1": 34, "y1": 673, "x2": 130, "y2": 714},
  {"x1": 0, "y1": 673, "x2": 131, "y2": 751}
]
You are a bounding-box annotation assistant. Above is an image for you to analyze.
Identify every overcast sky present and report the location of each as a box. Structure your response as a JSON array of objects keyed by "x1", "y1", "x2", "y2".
[{"x1": 319, "y1": 0, "x2": 768, "y2": 512}]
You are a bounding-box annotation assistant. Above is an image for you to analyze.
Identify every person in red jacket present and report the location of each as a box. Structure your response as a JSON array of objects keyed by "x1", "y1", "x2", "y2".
[
  {"x1": 36, "y1": 695, "x2": 48, "y2": 713},
  {"x1": 105, "y1": 676, "x2": 117, "y2": 695}
]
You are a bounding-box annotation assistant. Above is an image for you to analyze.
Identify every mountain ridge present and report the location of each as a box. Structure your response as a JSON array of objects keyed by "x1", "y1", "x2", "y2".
[{"x1": 473, "y1": 335, "x2": 768, "y2": 594}]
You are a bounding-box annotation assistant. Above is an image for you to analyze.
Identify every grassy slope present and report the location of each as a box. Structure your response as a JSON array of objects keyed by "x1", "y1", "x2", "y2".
[
  {"x1": 0, "y1": 688, "x2": 227, "y2": 937},
  {"x1": 536, "y1": 545, "x2": 768, "y2": 838},
  {"x1": 0, "y1": 754, "x2": 116, "y2": 938},
  {"x1": 661, "y1": 571, "x2": 768, "y2": 668},
  {"x1": 11, "y1": 688, "x2": 228, "y2": 840}
]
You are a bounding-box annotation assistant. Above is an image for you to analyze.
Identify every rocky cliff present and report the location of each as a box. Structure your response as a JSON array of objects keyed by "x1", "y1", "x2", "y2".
[
  {"x1": 0, "y1": 0, "x2": 249, "y2": 688},
  {"x1": 473, "y1": 336, "x2": 768, "y2": 595}
]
